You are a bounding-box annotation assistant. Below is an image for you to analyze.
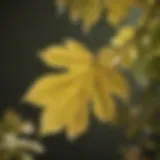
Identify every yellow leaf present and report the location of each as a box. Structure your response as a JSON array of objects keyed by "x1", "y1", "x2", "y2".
[{"x1": 24, "y1": 39, "x2": 129, "y2": 139}]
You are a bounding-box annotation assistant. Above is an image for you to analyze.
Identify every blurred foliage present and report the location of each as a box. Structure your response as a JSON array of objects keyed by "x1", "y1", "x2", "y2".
[
  {"x1": 55, "y1": 0, "x2": 154, "y2": 32},
  {"x1": 23, "y1": 0, "x2": 160, "y2": 143},
  {"x1": 108, "y1": 0, "x2": 160, "y2": 86},
  {"x1": 0, "y1": 109, "x2": 44, "y2": 160},
  {"x1": 113, "y1": 2, "x2": 160, "y2": 158},
  {"x1": 131, "y1": 0, "x2": 160, "y2": 86},
  {"x1": 11, "y1": 0, "x2": 160, "y2": 159},
  {"x1": 116, "y1": 78, "x2": 160, "y2": 159}
]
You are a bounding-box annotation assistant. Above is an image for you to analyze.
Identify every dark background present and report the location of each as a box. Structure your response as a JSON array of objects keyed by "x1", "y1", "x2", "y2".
[{"x1": 0, "y1": 0, "x2": 141, "y2": 159}]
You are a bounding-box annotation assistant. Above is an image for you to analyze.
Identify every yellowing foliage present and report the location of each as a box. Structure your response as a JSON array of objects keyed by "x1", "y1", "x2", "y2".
[
  {"x1": 56, "y1": 0, "x2": 139, "y2": 31},
  {"x1": 24, "y1": 39, "x2": 134, "y2": 140}
]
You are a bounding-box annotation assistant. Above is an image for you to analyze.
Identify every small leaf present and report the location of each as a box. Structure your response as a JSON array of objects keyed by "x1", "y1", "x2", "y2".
[{"x1": 2, "y1": 110, "x2": 22, "y2": 133}]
